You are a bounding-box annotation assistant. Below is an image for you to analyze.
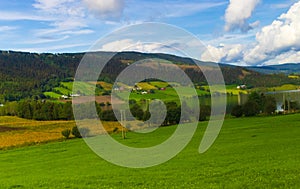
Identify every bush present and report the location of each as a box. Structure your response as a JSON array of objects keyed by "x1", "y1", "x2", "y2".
[
  {"x1": 243, "y1": 100, "x2": 259, "y2": 117},
  {"x1": 261, "y1": 96, "x2": 276, "y2": 114},
  {"x1": 231, "y1": 105, "x2": 243, "y2": 118},
  {"x1": 199, "y1": 105, "x2": 211, "y2": 121},
  {"x1": 61, "y1": 129, "x2": 71, "y2": 139},
  {"x1": 71, "y1": 126, "x2": 90, "y2": 138},
  {"x1": 71, "y1": 126, "x2": 82, "y2": 138}
]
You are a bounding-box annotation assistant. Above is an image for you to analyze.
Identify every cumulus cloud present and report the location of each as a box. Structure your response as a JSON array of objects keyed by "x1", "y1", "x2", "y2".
[
  {"x1": 224, "y1": 0, "x2": 260, "y2": 32},
  {"x1": 82, "y1": 0, "x2": 125, "y2": 20},
  {"x1": 244, "y1": 0, "x2": 300, "y2": 64},
  {"x1": 202, "y1": 1, "x2": 300, "y2": 65},
  {"x1": 201, "y1": 44, "x2": 244, "y2": 63},
  {"x1": 263, "y1": 51, "x2": 300, "y2": 65}
]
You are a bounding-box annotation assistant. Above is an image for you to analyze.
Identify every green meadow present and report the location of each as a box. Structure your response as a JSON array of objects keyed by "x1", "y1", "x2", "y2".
[{"x1": 1, "y1": 114, "x2": 300, "y2": 188}]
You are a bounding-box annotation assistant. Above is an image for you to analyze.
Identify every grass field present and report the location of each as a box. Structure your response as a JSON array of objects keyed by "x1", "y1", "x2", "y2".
[
  {"x1": 149, "y1": 81, "x2": 169, "y2": 88},
  {"x1": 267, "y1": 84, "x2": 299, "y2": 91},
  {"x1": 1, "y1": 114, "x2": 300, "y2": 188},
  {"x1": 116, "y1": 86, "x2": 210, "y2": 105},
  {"x1": 136, "y1": 82, "x2": 157, "y2": 90},
  {"x1": 44, "y1": 92, "x2": 62, "y2": 99},
  {"x1": 44, "y1": 81, "x2": 108, "y2": 99},
  {"x1": 96, "y1": 81, "x2": 113, "y2": 91},
  {"x1": 202, "y1": 85, "x2": 248, "y2": 95}
]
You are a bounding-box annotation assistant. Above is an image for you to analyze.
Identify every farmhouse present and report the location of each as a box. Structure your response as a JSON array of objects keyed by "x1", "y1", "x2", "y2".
[
  {"x1": 237, "y1": 85, "x2": 247, "y2": 89},
  {"x1": 61, "y1": 95, "x2": 69, "y2": 99}
]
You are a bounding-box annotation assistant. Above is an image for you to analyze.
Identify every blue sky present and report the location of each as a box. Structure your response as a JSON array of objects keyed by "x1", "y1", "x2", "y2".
[{"x1": 0, "y1": 0, "x2": 300, "y2": 66}]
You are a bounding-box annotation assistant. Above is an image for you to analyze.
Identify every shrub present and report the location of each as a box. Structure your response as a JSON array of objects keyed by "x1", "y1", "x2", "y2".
[
  {"x1": 243, "y1": 100, "x2": 260, "y2": 117},
  {"x1": 263, "y1": 97, "x2": 277, "y2": 114},
  {"x1": 71, "y1": 126, "x2": 82, "y2": 138},
  {"x1": 199, "y1": 105, "x2": 211, "y2": 121},
  {"x1": 231, "y1": 105, "x2": 243, "y2": 118},
  {"x1": 71, "y1": 126, "x2": 90, "y2": 138},
  {"x1": 61, "y1": 129, "x2": 71, "y2": 139}
]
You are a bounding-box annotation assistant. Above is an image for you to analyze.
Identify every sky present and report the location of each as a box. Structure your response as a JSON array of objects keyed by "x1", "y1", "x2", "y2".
[{"x1": 0, "y1": 0, "x2": 300, "y2": 66}]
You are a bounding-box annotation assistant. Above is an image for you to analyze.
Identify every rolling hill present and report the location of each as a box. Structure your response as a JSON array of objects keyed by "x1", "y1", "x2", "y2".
[{"x1": 0, "y1": 50, "x2": 299, "y2": 102}]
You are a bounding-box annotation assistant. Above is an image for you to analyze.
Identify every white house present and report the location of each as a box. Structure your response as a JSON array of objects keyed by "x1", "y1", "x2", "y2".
[{"x1": 61, "y1": 95, "x2": 69, "y2": 99}]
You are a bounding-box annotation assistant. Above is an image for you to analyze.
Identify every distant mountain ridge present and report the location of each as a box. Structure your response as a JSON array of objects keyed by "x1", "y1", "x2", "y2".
[{"x1": 248, "y1": 63, "x2": 300, "y2": 75}]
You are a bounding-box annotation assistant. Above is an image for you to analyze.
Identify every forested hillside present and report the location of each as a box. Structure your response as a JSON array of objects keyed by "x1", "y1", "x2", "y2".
[{"x1": 0, "y1": 50, "x2": 298, "y2": 102}]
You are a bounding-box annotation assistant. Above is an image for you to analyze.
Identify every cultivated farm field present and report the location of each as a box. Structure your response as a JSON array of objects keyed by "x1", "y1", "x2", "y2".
[{"x1": 0, "y1": 117, "x2": 123, "y2": 149}]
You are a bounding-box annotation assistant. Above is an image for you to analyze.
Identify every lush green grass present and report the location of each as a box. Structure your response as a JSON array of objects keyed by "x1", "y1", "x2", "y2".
[
  {"x1": 202, "y1": 85, "x2": 247, "y2": 95},
  {"x1": 136, "y1": 82, "x2": 157, "y2": 90},
  {"x1": 117, "y1": 86, "x2": 209, "y2": 105},
  {"x1": 44, "y1": 82, "x2": 100, "y2": 99},
  {"x1": 54, "y1": 87, "x2": 71, "y2": 95},
  {"x1": 1, "y1": 114, "x2": 300, "y2": 188},
  {"x1": 267, "y1": 84, "x2": 299, "y2": 91},
  {"x1": 149, "y1": 81, "x2": 169, "y2": 88},
  {"x1": 62, "y1": 81, "x2": 96, "y2": 95},
  {"x1": 43, "y1": 92, "x2": 62, "y2": 99}
]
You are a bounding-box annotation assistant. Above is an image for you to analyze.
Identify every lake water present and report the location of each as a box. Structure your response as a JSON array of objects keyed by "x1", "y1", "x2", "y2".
[
  {"x1": 266, "y1": 90, "x2": 300, "y2": 110},
  {"x1": 199, "y1": 95, "x2": 238, "y2": 113},
  {"x1": 199, "y1": 90, "x2": 300, "y2": 113}
]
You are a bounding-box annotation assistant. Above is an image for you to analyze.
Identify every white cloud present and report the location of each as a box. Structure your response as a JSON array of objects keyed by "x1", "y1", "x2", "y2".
[
  {"x1": 30, "y1": 0, "x2": 94, "y2": 43},
  {"x1": 82, "y1": 0, "x2": 125, "y2": 20},
  {"x1": 33, "y1": 0, "x2": 82, "y2": 17},
  {"x1": 0, "y1": 11, "x2": 54, "y2": 21},
  {"x1": 201, "y1": 44, "x2": 244, "y2": 63},
  {"x1": 99, "y1": 39, "x2": 170, "y2": 53},
  {"x1": 263, "y1": 51, "x2": 300, "y2": 65},
  {"x1": 244, "y1": 0, "x2": 300, "y2": 64},
  {"x1": 0, "y1": 26, "x2": 17, "y2": 32},
  {"x1": 100, "y1": 39, "x2": 136, "y2": 51},
  {"x1": 224, "y1": 0, "x2": 260, "y2": 32},
  {"x1": 201, "y1": 1, "x2": 300, "y2": 66},
  {"x1": 22, "y1": 35, "x2": 70, "y2": 45}
]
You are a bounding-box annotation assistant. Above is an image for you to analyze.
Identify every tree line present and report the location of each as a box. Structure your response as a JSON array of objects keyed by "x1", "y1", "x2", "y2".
[{"x1": 0, "y1": 99, "x2": 211, "y2": 125}]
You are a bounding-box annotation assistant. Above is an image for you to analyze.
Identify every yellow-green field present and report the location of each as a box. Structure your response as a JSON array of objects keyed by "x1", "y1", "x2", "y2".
[
  {"x1": 136, "y1": 82, "x2": 157, "y2": 90},
  {"x1": 267, "y1": 84, "x2": 299, "y2": 91},
  {"x1": 202, "y1": 85, "x2": 248, "y2": 95},
  {"x1": 0, "y1": 116, "x2": 124, "y2": 149},
  {"x1": 96, "y1": 81, "x2": 113, "y2": 91},
  {"x1": 288, "y1": 75, "x2": 300, "y2": 79}
]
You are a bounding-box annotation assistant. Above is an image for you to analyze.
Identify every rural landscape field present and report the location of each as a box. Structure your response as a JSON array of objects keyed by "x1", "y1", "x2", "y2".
[
  {"x1": 2, "y1": 0, "x2": 300, "y2": 188},
  {"x1": 1, "y1": 115, "x2": 300, "y2": 188}
]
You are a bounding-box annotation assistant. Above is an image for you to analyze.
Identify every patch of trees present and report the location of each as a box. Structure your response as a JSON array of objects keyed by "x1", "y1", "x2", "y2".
[
  {"x1": 0, "y1": 99, "x2": 212, "y2": 126},
  {"x1": 231, "y1": 92, "x2": 277, "y2": 117}
]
